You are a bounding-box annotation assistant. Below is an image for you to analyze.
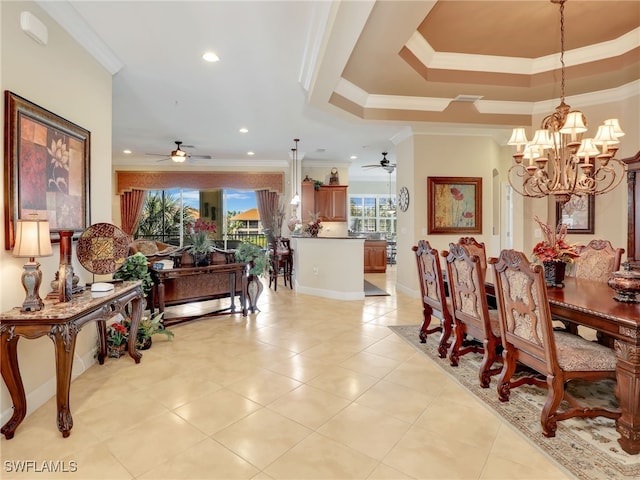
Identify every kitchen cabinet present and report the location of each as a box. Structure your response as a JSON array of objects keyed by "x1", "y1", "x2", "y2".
[
  {"x1": 364, "y1": 240, "x2": 387, "y2": 273},
  {"x1": 316, "y1": 185, "x2": 347, "y2": 221}
]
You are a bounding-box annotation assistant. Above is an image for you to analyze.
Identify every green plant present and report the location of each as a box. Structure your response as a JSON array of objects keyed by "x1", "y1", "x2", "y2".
[
  {"x1": 234, "y1": 242, "x2": 268, "y2": 276},
  {"x1": 124, "y1": 312, "x2": 174, "y2": 347},
  {"x1": 188, "y1": 230, "x2": 213, "y2": 255},
  {"x1": 113, "y1": 252, "x2": 153, "y2": 297}
]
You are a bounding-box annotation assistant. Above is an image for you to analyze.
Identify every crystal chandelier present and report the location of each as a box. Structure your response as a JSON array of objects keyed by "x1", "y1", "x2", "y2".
[{"x1": 507, "y1": 0, "x2": 626, "y2": 205}]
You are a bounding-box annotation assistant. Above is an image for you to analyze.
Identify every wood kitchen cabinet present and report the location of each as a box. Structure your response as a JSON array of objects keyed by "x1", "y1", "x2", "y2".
[
  {"x1": 364, "y1": 240, "x2": 387, "y2": 273},
  {"x1": 316, "y1": 185, "x2": 347, "y2": 221}
]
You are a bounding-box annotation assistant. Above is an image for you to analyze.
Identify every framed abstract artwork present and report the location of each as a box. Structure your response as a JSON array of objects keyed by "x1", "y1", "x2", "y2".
[
  {"x1": 555, "y1": 194, "x2": 595, "y2": 234},
  {"x1": 4, "y1": 91, "x2": 91, "y2": 249},
  {"x1": 428, "y1": 176, "x2": 482, "y2": 234}
]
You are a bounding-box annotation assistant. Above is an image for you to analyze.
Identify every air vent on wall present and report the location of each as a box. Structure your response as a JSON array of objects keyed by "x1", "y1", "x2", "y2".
[{"x1": 454, "y1": 95, "x2": 483, "y2": 103}]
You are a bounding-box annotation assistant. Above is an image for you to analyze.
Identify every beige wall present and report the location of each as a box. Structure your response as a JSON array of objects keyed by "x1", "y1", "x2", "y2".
[{"x1": 1, "y1": 1, "x2": 112, "y2": 423}]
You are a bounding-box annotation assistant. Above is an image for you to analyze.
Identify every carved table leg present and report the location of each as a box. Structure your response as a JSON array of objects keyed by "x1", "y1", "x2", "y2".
[
  {"x1": 49, "y1": 324, "x2": 78, "y2": 438},
  {"x1": 0, "y1": 332, "x2": 26, "y2": 439},
  {"x1": 614, "y1": 338, "x2": 640, "y2": 454},
  {"x1": 228, "y1": 272, "x2": 236, "y2": 313},
  {"x1": 126, "y1": 295, "x2": 143, "y2": 364},
  {"x1": 96, "y1": 319, "x2": 107, "y2": 365}
]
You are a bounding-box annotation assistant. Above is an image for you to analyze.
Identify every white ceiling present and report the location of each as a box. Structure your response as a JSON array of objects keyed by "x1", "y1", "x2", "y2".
[{"x1": 38, "y1": 0, "x2": 639, "y2": 183}]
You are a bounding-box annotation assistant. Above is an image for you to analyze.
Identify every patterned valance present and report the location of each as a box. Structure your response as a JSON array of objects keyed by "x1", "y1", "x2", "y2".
[{"x1": 116, "y1": 171, "x2": 284, "y2": 194}]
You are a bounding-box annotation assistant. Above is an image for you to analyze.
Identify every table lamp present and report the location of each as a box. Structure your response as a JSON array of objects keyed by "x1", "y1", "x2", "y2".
[{"x1": 13, "y1": 218, "x2": 53, "y2": 312}]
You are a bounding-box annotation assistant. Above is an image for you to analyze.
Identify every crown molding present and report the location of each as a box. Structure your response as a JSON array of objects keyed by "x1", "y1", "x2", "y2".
[{"x1": 36, "y1": 0, "x2": 123, "y2": 75}]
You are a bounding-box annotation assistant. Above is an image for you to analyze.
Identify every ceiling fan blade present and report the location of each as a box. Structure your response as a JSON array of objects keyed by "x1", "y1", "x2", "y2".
[
  {"x1": 362, "y1": 164, "x2": 382, "y2": 169},
  {"x1": 155, "y1": 157, "x2": 171, "y2": 162},
  {"x1": 146, "y1": 152, "x2": 168, "y2": 157},
  {"x1": 189, "y1": 154, "x2": 212, "y2": 160}
]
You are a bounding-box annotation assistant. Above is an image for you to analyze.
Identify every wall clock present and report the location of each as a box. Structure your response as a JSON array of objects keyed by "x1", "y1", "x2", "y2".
[{"x1": 399, "y1": 186, "x2": 410, "y2": 212}]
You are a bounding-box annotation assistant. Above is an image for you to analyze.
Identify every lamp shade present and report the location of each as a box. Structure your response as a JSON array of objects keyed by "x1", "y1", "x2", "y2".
[{"x1": 13, "y1": 219, "x2": 53, "y2": 258}]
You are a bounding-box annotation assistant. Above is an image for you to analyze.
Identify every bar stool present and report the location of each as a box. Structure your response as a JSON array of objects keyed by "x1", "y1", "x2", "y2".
[{"x1": 268, "y1": 237, "x2": 293, "y2": 291}]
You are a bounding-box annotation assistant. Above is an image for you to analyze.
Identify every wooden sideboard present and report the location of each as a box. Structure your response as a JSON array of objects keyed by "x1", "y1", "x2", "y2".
[
  {"x1": 149, "y1": 263, "x2": 247, "y2": 324},
  {"x1": 625, "y1": 151, "x2": 640, "y2": 267}
]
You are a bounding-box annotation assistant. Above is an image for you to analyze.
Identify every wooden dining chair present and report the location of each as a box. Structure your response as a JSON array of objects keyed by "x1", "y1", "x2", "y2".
[
  {"x1": 457, "y1": 237, "x2": 488, "y2": 276},
  {"x1": 412, "y1": 240, "x2": 453, "y2": 358},
  {"x1": 490, "y1": 249, "x2": 620, "y2": 438},
  {"x1": 572, "y1": 239, "x2": 624, "y2": 283},
  {"x1": 443, "y1": 243, "x2": 502, "y2": 387}
]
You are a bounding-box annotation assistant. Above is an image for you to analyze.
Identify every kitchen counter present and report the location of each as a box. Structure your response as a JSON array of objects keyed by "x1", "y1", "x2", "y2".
[{"x1": 292, "y1": 237, "x2": 365, "y2": 300}]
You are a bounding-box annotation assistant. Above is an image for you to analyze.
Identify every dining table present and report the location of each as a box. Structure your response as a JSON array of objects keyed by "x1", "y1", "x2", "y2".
[{"x1": 484, "y1": 275, "x2": 640, "y2": 455}]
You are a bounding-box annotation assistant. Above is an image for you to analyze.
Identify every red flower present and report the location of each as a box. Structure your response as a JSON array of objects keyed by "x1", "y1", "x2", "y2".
[{"x1": 450, "y1": 188, "x2": 464, "y2": 201}]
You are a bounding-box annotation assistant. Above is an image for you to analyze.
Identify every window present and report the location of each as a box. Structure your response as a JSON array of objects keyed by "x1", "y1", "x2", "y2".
[
  {"x1": 136, "y1": 188, "x2": 266, "y2": 246},
  {"x1": 349, "y1": 195, "x2": 396, "y2": 235}
]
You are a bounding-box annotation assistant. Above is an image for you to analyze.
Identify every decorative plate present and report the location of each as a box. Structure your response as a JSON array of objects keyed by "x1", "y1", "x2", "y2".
[
  {"x1": 399, "y1": 186, "x2": 410, "y2": 212},
  {"x1": 76, "y1": 223, "x2": 131, "y2": 275}
]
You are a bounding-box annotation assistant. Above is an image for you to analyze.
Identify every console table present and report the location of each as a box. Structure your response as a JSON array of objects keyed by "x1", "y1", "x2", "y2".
[
  {"x1": 149, "y1": 263, "x2": 248, "y2": 324},
  {"x1": 0, "y1": 281, "x2": 144, "y2": 439}
]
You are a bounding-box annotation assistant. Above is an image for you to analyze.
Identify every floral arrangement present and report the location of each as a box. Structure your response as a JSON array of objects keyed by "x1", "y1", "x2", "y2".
[
  {"x1": 303, "y1": 212, "x2": 322, "y2": 236},
  {"x1": 106, "y1": 322, "x2": 128, "y2": 347},
  {"x1": 532, "y1": 216, "x2": 580, "y2": 263},
  {"x1": 186, "y1": 218, "x2": 217, "y2": 255},
  {"x1": 187, "y1": 218, "x2": 217, "y2": 234}
]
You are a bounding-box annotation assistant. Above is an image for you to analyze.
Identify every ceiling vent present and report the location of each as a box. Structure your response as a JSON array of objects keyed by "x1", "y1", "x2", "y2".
[{"x1": 454, "y1": 95, "x2": 483, "y2": 103}]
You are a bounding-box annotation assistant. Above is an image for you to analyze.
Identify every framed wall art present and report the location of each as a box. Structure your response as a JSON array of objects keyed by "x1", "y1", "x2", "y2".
[
  {"x1": 428, "y1": 176, "x2": 482, "y2": 234},
  {"x1": 4, "y1": 91, "x2": 91, "y2": 250},
  {"x1": 555, "y1": 194, "x2": 594, "y2": 234}
]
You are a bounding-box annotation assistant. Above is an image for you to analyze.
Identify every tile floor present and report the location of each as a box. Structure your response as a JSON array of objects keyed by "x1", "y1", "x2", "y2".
[{"x1": 0, "y1": 268, "x2": 572, "y2": 479}]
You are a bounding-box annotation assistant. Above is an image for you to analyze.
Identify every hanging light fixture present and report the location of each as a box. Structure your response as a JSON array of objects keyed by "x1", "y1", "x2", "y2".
[
  {"x1": 387, "y1": 169, "x2": 396, "y2": 216},
  {"x1": 290, "y1": 138, "x2": 300, "y2": 205},
  {"x1": 507, "y1": 0, "x2": 626, "y2": 205}
]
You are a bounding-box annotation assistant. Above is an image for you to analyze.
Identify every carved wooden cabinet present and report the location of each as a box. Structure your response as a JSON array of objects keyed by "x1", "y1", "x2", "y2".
[
  {"x1": 316, "y1": 185, "x2": 347, "y2": 221},
  {"x1": 364, "y1": 240, "x2": 387, "y2": 273},
  {"x1": 626, "y1": 151, "x2": 640, "y2": 268}
]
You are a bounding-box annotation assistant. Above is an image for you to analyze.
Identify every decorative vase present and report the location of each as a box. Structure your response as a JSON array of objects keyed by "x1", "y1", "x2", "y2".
[
  {"x1": 108, "y1": 344, "x2": 127, "y2": 358},
  {"x1": 137, "y1": 337, "x2": 153, "y2": 350},
  {"x1": 543, "y1": 261, "x2": 566, "y2": 287},
  {"x1": 194, "y1": 253, "x2": 211, "y2": 267},
  {"x1": 246, "y1": 274, "x2": 263, "y2": 313}
]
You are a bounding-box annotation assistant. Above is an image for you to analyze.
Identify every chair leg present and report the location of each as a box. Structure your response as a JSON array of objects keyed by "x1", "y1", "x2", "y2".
[
  {"x1": 497, "y1": 345, "x2": 517, "y2": 403},
  {"x1": 448, "y1": 320, "x2": 465, "y2": 367}
]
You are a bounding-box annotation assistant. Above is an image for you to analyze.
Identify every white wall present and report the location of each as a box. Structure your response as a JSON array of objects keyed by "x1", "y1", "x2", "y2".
[{"x1": 1, "y1": 1, "x2": 112, "y2": 422}]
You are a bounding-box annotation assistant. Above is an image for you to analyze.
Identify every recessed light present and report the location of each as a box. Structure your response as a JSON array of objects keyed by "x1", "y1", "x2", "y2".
[
  {"x1": 202, "y1": 51, "x2": 219, "y2": 62},
  {"x1": 247, "y1": 151, "x2": 255, "y2": 156},
  {"x1": 350, "y1": 155, "x2": 357, "y2": 160},
  {"x1": 239, "y1": 127, "x2": 248, "y2": 133},
  {"x1": 123, "y1": 149, "x2": 132, "y2": 154}
]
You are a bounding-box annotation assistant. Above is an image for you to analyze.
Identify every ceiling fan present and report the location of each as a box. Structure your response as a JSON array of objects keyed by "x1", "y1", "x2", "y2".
[
  {"x1": 362, "y1": 152, "x2": 396, "y2": 173},
  {"x1": 146, "y1": 141, "x2": 212, "y2": 163}
]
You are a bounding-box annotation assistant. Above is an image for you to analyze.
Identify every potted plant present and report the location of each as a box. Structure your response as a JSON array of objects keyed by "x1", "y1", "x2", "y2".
[
  {"x1": 113, "y1": 252, "x2": 153, "y2": 297},
  {"x1": 186, "y1": 219, "x2": 216, "y2": 266},
  {"x1": 123, "y1": 312, "x2": 174, "y2": 350},
  {"x1": 106, "y1": 321, "x2": 129, "y2": 358},
  {"x1": 234, "y1": 242, "x2": 268, "y2": 312}
]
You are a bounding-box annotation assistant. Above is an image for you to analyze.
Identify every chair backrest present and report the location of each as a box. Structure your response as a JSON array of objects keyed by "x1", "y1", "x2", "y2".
[
  {"x1": 457, "y1": 237, "x2": 487, "y2": 276},
  {"x1": 412, "y1": 240, "x2": 449, "y2": 319},
  {"x1": 443, "y1": 243, "x2": 492, "y2": 339},
  {"x1": 573, "y1": 239, "x2": 624, "y2": 282},
  {"x1": 490, "y1": 249, "x2": 558, "y2": 376},
  {"x1": 272, "y1": 237, "x2": 291, "y2": 255}
]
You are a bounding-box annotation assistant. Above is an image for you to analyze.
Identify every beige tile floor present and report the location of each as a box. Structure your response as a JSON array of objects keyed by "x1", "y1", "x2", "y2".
[{"x1": 0, "y1": 267, "x2": 573, "y2": 479}]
